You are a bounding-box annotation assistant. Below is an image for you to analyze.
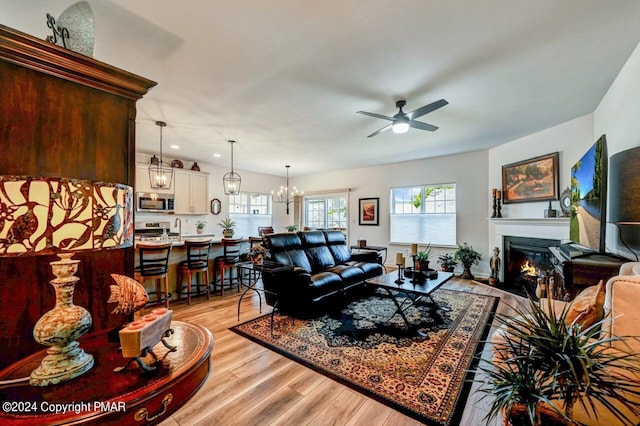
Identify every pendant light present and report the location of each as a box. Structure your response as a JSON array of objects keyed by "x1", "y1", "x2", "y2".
[
  {"x1": 272, "y1": 165, "x2": 303, "y2": 214},
  {"x1": 148, "y1": 121, "x2": 173, "y2": 190},
  {"x1": 223, "y1": 140, "x2": 241, "y2": 195}
]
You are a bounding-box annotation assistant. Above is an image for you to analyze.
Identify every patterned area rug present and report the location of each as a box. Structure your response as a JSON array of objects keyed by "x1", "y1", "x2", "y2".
[{"x1": 231, "y1": 288, "x2": 499, "y2": 426}]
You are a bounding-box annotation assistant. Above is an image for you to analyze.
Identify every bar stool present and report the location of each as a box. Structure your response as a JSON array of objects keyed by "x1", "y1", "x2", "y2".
[
  {"x1": 178, "y1": 239, "x2": 212, "y2": 304},
  {"x1": 213, "y1": 238, "x2": 244, "y2": 296},
  {"x1": 258, "y1": 226, "x2": 274, "y2": 249},
  {"x1": 134, "y1": 242, "x2": 172, "y2": 308},
  {"x1": 258, "y1": 226, "x2": 274, "y2": 236}
]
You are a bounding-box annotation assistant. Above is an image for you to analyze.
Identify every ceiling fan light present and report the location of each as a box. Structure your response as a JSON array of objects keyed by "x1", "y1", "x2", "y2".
[{"x1": 392, "y1": 121, "x2": 410, "y2": 134}]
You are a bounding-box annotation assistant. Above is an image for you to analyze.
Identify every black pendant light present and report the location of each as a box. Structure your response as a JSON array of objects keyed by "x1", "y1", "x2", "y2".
[
  {"x1": 148, "y1": 121, "x2": 173, "y2": 190},
  {"x1": 223, "y1": 140, "x2": 241, "y2": 195}
]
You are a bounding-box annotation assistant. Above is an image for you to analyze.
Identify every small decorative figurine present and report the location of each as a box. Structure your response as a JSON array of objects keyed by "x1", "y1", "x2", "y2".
[
  {"x1": 489, "y1": 246, "x2": 501, "y2": 285},
  {"x1": 108, "y1": 274, "x2": 149, "y2": 314}
]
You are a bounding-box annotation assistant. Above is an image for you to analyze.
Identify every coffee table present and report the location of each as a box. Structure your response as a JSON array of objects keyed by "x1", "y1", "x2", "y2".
[{"x1": 366, "y1": 270, "x2": 454, "y2": 336}]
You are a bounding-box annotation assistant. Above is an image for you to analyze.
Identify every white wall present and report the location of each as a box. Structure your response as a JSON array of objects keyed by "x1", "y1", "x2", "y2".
[
  {"x1": 486, "y1": 39, "x2": 640, "y2": 261},
  {"x1": 293, "y1": 150, "x2": 490, "y2": 276},
  {"x1": 595, "y1": 41, "x2": 640, "y2": 258},
  {"x1": 134, "y1": 153, "x2": 288, "y2": 237},
  {"x1": 486, "y1": 114, "x2": 594, "y2": 269},
  {"x1": 488, "y1": 114, "x2": 594, "y2": 219}
]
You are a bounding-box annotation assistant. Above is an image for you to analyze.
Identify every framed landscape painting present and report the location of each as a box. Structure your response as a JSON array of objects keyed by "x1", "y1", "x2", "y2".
[
  {"x1": 359, "y1": 197, "x2": 379, "y2": 226},
  {"x1": 502, "y1": 152, "x2": 559, "y2": 204}
]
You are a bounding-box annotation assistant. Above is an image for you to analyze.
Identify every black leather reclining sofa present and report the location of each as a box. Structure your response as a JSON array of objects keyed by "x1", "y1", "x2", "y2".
[{"x1": 261, "y1": 230, "x2": 384, "y2": 312}]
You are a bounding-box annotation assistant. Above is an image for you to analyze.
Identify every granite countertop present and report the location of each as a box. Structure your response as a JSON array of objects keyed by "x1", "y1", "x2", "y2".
[{"x1": 134, "y1": 236, "x2": 222, "y2": 248}]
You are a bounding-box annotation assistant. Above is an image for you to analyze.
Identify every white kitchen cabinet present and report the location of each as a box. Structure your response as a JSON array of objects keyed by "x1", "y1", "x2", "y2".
[{"x1": 174, "y1": 169, "x2": 209, "y2": 214}]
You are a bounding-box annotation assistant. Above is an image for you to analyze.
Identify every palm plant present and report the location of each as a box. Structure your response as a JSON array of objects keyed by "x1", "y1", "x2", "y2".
[
  {"x1": 217, "y1": 217, "x2": 236, "y2": 237},
  {"x1": 476, "y1": 295, "x2": 640, "y2": 426}
]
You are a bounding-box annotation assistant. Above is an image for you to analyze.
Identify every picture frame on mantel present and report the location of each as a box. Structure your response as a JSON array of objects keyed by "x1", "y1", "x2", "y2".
[
  {"x1": 502, "y1": 152, "x2": 559, "y2": 204},
  {"x1": 359, "y1": 197, "x2": 379, "y2": 226}
]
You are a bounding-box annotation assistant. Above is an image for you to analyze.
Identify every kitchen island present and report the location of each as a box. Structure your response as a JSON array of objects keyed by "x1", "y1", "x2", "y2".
[{"x1": 134, "y1": 235, "x2": 250, "y2": 303}]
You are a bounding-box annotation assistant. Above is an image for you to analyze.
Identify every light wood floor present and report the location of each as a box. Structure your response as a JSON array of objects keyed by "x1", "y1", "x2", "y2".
[{"x1": 159, "y1": 274, "x2": 527, "y2": 426}]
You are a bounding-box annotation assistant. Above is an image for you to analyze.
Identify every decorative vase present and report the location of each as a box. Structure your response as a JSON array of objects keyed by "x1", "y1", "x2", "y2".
[
  {"x1": 197, "y1": 228, "x2": 204, "y2": 235},
  {"x1": 223, "y1": 229, "x2": 234, "y2": 238},
  {"x1": 30, "y1": 253, "x2": 94, "y2": 386},
  {"x1": 460, "y1": 265, "x2": 474, "y2": 280}
]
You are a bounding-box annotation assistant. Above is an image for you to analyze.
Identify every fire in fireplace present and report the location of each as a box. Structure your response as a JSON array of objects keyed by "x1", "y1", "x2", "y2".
[{"x1": 503, "y1": 236, "x2": 560, "y2": 297}]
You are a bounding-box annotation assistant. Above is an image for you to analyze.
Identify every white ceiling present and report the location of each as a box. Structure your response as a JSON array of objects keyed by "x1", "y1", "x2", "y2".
[{"x1": 5, "y1": 1, "x2": 640, "y2": 178}]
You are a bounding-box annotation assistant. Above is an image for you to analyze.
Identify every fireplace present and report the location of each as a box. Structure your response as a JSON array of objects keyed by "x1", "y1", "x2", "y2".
[{"x1": 503, "y1": 236, "x2": 560, "y2": 297}]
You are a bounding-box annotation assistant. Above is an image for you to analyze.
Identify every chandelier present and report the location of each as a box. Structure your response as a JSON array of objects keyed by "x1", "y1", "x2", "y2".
[
  {"x1": 223, "y1": 140, "x2": 241, "y2": 195},
  {"x1": 272, "y1": 165, "x2": 303, "y2": 215},
  {"x1": 148, "y1": 121, "x2": 173, "y2": 190}
]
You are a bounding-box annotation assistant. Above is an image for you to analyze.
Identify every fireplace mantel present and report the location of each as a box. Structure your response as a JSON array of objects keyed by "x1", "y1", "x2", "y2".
[
  {"x1": 491, "y1": 217, "x2": 569, "y2": 240},
  {"x1": 490, "y1": 218, "x2": 570, "y2": 281}
]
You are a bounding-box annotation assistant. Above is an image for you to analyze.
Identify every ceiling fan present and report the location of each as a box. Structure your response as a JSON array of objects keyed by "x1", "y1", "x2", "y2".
[{"x1": 357, "y1": 99, "x2": 448, "y2": 138}]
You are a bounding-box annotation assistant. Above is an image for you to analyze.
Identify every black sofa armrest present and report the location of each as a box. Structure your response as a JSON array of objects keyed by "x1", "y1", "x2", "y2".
[{"x1": 261, "y1": 264, "x2": 311, "y2": 306}]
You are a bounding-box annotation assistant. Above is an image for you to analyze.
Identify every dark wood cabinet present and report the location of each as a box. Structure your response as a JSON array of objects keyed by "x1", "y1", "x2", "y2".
[
  {"x1": 549, "y1": 246, "x2": 628, "y2": 300},
  {"x1": 0, "y1": 24, "x2": 156, "y2": 368}
]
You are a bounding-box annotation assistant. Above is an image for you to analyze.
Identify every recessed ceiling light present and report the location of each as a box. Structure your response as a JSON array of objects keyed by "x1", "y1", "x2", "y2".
[
  {"x1": 213, "y1": 153, "x2": 221, "y2": 158},
  {"x1": 170, "y1": 144, "x2": 180, "y2": 149}
]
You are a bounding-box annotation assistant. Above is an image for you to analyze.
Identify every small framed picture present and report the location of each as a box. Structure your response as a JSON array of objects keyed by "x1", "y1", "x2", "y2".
[
  {"x1": 502, "y1": 152, "x2": 559, "y2": 204},
  {"x1": 359, "y1": 197, "x2": 379, "y2": 226}
]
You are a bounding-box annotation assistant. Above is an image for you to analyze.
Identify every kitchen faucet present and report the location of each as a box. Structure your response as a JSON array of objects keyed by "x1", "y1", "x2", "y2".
[{"x1": 174, "y1": 217, "x2": 182, "y2": 241}]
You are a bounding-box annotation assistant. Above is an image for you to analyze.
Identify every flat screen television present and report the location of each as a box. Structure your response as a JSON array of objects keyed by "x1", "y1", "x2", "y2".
[{"x1": 569, "y1": 135, "x2": 607, "y2": 253}]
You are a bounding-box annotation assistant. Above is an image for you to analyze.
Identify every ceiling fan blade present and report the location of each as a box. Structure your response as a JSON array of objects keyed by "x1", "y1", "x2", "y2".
[
  {"x1": 409, "y1": 120, "x2": 438, "y2": 132},
  {"x1": 407, "y1": 99, "x2": 448, "y2": 120},
  {"x1": 357, "y1": 111, "x2": 394, "y2": 121},
  {"x1": 367, "y1": 124, "x2": 392, "y2": 138}
]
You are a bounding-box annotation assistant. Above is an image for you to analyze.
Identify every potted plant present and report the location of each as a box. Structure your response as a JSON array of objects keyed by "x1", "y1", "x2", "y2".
[
  {"x1": 284, "y1": 224, "x2": 298, "y2": 232},
  {"x1": 218, "y1": 218, "x2": 236, "y2": 238},
  {"x1": 476, "y1": 295, "x2": 640, "y2": 426},
  {"x1": 415, "y1": 244, "x2": 432, "y2": 272},
  {"x1": 195, "y1": 220, "x2": 206, "y2": 234},
  {"x1": 437, "y1": 253, "x2": 457, "y2": 272},
  {"x1": 454, "y1": 242, "x2": 481, "y2": 279}
]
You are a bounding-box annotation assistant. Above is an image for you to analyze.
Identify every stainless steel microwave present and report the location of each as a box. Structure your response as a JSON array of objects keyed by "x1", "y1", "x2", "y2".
[{"x1": 136, "y1": 192, "x2": 175, "y2": 213}]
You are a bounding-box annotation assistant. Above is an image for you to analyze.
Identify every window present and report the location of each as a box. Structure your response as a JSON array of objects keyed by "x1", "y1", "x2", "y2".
[
  {"x1": 390, "y1": 183, "x2": 456, "y2": 245},
  {"x1": 229, "y1": 192, "x2": 272, "y2": 237},
  {"x1": 303, "y1": 194, "x2": 348, "y2": 230}
]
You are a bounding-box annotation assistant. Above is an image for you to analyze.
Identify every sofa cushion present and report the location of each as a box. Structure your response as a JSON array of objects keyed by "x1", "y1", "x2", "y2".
[
  {"x1": 308, "y1": 272, "x2": 343, "y2": 302},
  {"x1": 299, "y1": 231, "x2": 336, "y2": 272},
  {"x1": 267, "y1": 233, "x2": 313, "y2": 272},
  {"x1": 566, "y1": 280, "x2": 605, "y2": 328},
  {"x1": 326, "y1": 265, "x2": 364, "y2": 285},
  {"x1": 607, "y1": 275, "x2": 640, "y2": 353},
  {"x1": 323, "y1": 230, "x2": 352, "y2": 264},
  {"x1": 272, "y1": 250, "x2": 312, "y2": 272},
  {"x1": 307, "y1": 246, "x2": 336, "y2": 271},
  {"x1": 353, "y1": 261, "x2": 384, "y2": 278}
]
